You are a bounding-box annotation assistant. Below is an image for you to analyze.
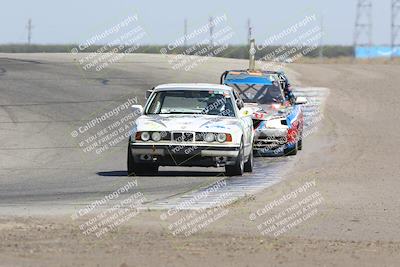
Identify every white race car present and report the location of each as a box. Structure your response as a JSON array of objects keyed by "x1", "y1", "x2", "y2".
[{"x1": 128, "y1": 83, "x2": 254, "y2": 176}]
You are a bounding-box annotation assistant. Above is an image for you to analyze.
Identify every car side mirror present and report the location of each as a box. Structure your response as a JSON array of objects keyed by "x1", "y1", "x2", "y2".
[
  {"x1": 131, "y1": 105, "x2": 144, "y2": 115},
  {"x1": 145, "y1": 90, "x2": 153, "y2": 99},
  {"x1": 295, "y1": 96, "x2": 307, "y2": 105}
]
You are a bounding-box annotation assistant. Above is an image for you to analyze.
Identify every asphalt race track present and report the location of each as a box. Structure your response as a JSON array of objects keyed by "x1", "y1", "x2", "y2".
[{"x1": 0, "y1": 54, "x2": 327, "y2": 215}]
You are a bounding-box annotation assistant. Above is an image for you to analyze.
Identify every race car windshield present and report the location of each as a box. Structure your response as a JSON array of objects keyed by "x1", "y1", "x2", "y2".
[
  {"x1": 146, "y1": 90, "x2": 235, "y2": 117},
  {"x1": 231, "y1": 84, "x2": 284, "y2": 104}
]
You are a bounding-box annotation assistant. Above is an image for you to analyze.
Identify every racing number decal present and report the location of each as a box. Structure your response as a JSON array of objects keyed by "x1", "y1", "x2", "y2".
[{"x1": 254, "y1": 112, "x2": 265, "y2": 119}]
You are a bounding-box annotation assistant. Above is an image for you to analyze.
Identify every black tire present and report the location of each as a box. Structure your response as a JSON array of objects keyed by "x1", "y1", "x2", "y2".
[
  {"x1": 127, "y1": 142, "x2": 158, "y2": 176},
  {"x1": 134, "y1": 163, "x2": 159, "y2": 176},
  {"x1": 225, "y1": 141, "x2": 245, "y2": 176},
  {"x1": 244, "y1": 147, "x2": 254, "y2": 172},
  {"x1": 298, "y1": 137, "x2": 303, "y2": 150},
  {"x1": 284, "y1": 142, "x2": 298, "y2": 156},
  {"x1": 127, "y1": 142, "x2": 135, "y2": 176}
]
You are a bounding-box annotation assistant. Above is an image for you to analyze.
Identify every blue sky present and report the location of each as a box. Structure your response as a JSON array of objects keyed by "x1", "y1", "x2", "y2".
[{"x1": 0, "y1": 0, "x2": 392, "y2": 45}]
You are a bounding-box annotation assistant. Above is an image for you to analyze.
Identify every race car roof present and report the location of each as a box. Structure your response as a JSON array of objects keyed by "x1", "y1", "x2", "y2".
[
  {"x1": 154, "y1": 83, "x2": 232, "y2": 91},
  {"x1": 223, "y1": 70, "x2": 276, "y2": 85}
]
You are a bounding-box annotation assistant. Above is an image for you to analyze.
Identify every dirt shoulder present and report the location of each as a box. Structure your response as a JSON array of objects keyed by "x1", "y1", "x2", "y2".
[{"x1": 1, "y1": 62, "x2": 400, "y2": 267}]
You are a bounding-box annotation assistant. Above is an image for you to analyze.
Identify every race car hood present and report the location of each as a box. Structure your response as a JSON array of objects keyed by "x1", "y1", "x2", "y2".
[
  {"x1": 134, "y1": 114, "x2": 242, "y2": 133},
  {"x1": 245, "y1": 103, "x2": 289, "y2": 121}
]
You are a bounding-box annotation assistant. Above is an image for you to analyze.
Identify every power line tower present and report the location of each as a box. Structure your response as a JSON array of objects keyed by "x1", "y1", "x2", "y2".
[
  {"x1": 353, "y1": 0, "x2": 372, "y2": 57},
  {"x1": 247, "y1": 18, "x2": 252, "y2": 45},
  {"x1": 209, "y1": 16, "x2": 214, "y2": 47},
  {"x1": 391, "y1": 0, "x2": 400, "y2": 59},
  {"x1": 26, "y1": 18, "x2": 33, "y2": 45},
  {"x1": 184, "y1": 18, "x2": 188, "y2": 47}
]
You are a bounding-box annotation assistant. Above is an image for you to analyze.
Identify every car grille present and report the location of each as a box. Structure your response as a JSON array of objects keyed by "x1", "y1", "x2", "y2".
[
  {"x1": 195, "y1": 132, "x2": 206, "y2": 142},
  {"x1": 148, "y1": 131, "x2": 216, "y2": 142},
  {"x1": 172, "y1": 132, "x2": 194, "y2": 142},
  {"x1": 254, "y1": 136, "x2": 287, "y2": 149}
]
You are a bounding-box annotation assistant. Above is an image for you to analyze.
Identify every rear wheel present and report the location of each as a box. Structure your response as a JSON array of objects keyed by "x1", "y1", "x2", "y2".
[
  {"x1": 225, "y1": 141, "x2": 245, "y2": 176},
  {"x1": 298, "y1": 137, "x2": 303, "y2": 150}
]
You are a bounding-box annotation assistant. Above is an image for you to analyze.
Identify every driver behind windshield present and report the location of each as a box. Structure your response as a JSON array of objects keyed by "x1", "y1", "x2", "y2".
[
  {"x1": 203, "y1": 94, "x2": 233, "y2": 116},
  {"x1": 146, "y1": 90, "x2": 235, "y2": 117}
]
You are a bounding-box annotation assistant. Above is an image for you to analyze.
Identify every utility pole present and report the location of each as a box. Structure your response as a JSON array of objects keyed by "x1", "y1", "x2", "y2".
[
  {"x1": 247, "y1": 18, "x2": 252, "y2": 46},
  {"x1": 353, "y1": 0, "x2": 372, "y2": 58},
  {"x1": 391, "y1": 0, "x2": 400, "y2": 59},
  {"x1": 319, "y1": 15, "x2": 324, "y2": 59},
  {"x1": 209, "y1": 16, "x2": 214, "y2": 47},
  {"x1": 184, "y1": 18, "x2": 188, "y2": 47},
  {"x1": 26, "y1": 18, "x2": 33, "y2": 45},
  {"x1": 249, "y1": 39, "x2": 256, "y2": 70}
]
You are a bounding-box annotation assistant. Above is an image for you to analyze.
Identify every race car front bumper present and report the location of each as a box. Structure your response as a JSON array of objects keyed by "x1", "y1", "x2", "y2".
[
  {"x1": 253, "y1": 128, "x2": 288, "y2": 152},
  {"x1": 130, "y1": 142, "x2": 240, "y2": 167}
]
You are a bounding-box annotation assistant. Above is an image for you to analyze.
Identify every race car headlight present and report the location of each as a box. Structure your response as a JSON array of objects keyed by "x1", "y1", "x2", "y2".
[
  {"x1": 216, "y1": 133, "x2": 227, "y2": 143},
  {"x1": 151, "y1": 132, "x2": 161, "y2": 142},
  {"x1": 205, "y1": 133, "x2": 215, "y2": 142},
  {"x1": 140, "y1": 132, "x2": 150, "y2": 141}
]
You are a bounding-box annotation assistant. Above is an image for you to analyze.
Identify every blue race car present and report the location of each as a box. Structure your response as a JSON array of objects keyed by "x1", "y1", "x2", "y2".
[{"x1": 220, "y1": 69, "x2": 307, "y2": 156}]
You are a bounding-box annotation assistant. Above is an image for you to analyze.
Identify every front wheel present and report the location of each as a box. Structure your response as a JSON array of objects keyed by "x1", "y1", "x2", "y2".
[
  {"x1": 127, "y1": 142, "x2": 135, "y2": 176},
  {"x1": 225, "y1": 141, "x2": 245, "y2": 176},
  {"x1": 127, "y1": 142, "x2": 159, "y2": 176},
  {"x1": 134, "y1": 163, "x2": 159, "y2": 176},
  {"x1": 284, "y1": 142, "x2": 298, "y2": 156},
  {"x1": 244, "y1": 147, "x2": 254, "y2": 172}
]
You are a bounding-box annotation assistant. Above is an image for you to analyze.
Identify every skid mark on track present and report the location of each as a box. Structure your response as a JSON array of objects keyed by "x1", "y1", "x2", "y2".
[
  {"x1": 147, "y1": 157, "x2": 294, "y2": 210},
  {"x1": 0, "y1": 67, "x2": 6, "y2": 76},
  {"x1": 0, "y1": 57, "x2": 42, "y2": 64},
  {"x1": 144, "y1": 87, "x2": 330, "y2": 210},
  {"x1": 1, "y1": 106, "x2": 18, "y2": 123}
]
